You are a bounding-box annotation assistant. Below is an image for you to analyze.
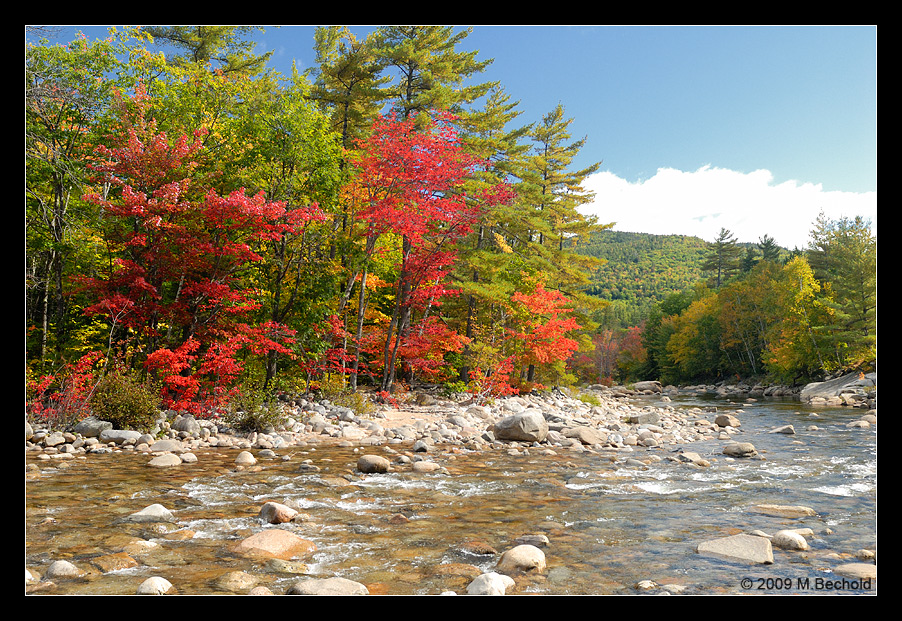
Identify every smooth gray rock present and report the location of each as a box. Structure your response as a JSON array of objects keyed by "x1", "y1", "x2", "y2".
[
  {"x1": 73, "y1": 416, "x2": 113, "y2": 437},
  {"x1": 697, "y1": 534, "x2": 774, "y2": 564},
  {"x1": 126, "y1": 504, "x2": 175, "y2": 523},
  {"x1": 99, "y1": 429, "x2": 142, "y2": 444}
]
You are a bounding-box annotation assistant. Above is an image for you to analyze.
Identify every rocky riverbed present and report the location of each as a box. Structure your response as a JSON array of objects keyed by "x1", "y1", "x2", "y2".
[{"x1": 26, "y1": 382, "x2": 877, "y2": 595}]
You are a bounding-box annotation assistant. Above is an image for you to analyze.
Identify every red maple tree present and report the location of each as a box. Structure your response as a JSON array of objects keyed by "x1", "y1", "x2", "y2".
[
  {"x1": 350, "y1": 111, "x2": 515, "y2": 392},
  {"x1": 80, "y1": 85, "x2": 323, "y2": 413}
]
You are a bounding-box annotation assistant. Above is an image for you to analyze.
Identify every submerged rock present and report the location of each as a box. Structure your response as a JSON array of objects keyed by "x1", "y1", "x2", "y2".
[{"x1": 286, "y1": 576, "x2": 369, "y2": 595}]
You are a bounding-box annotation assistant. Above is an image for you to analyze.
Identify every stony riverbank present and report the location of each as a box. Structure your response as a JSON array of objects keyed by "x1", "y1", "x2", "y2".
[{"x1": 26, "y1": 383, "x2": 877, "y2": 595}]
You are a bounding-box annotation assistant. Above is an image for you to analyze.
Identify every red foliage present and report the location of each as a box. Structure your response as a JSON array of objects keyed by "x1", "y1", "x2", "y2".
[
  {"x1": 79, "y1": 86, "x2": 321, "y2": 413},
  {"x1": 350, "y1": 111, "x2": 515, "y2": 390},
  {"x1": 26, "y1": 351, "x2": 105, "y2": 425},
  {"x1": 509, "y1": 283, "x2": 582, "y2": 367}
]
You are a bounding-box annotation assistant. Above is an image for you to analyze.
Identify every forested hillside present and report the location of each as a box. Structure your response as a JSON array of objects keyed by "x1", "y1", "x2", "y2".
[{"x1": 577, "y1": 230, "x2": 711, "y2": 328}]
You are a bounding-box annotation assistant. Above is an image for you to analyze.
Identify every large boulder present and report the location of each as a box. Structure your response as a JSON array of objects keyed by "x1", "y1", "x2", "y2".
[
  {"x1": 800, "y1": 372, "x2": 875, "y2": 402},
  {"x1": 493, "y1": 410, "x2": 548, "y2": 443},
  {"x1": 633, "y1": 380, "x2": 663, "y2": 393},
  {"x1": 73, "y1": 416, "x2": 113, "y2": 438}
]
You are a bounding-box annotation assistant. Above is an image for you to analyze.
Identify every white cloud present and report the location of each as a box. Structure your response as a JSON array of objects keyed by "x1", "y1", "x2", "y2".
[{"x1": 582, "y1": 165, "x2": 877, "y2": 250}]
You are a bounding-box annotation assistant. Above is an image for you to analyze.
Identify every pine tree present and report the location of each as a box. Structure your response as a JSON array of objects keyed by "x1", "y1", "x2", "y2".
[
  {"x1": 373, "y1": 26, "x2": 496, "y2": 124},
  {"x1": 758, "y1": 234, "x2": 782, "y2": 263},
  {"x1": 143, "y1": 26, "x2": 273, "y2": 75},
  {"x1": 703, "y1": 228, "x2": 742, "y2": 287}
]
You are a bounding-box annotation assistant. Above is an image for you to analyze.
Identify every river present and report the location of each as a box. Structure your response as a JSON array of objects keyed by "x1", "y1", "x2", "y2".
[{"x1": 25, "y1": 396, "x2": 876, "y2": 595}]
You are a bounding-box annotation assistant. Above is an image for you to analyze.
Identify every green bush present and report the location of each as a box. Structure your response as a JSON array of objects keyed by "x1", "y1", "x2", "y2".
[
  {"x1": 224, "y1": 385, "x2": 285, "y2": 432},
  {"x1": 89, "y1": 370, "x2": 160, "y2": 431}
]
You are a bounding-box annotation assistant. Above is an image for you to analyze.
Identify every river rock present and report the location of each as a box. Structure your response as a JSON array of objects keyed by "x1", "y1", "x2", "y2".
[
  {"x1": 676, "y1": 451, "x2": 710, "y2": 467},
  {"x1": 467, "y1": 571, "x2": 516, "y2": 595},
  {"x1": 633, "y1": 381, "x2": 663, "y2": 393},
  {"x1": 137, "y1": 576, "x2": 174, "y2": 594},
  {"x1": 356, "y1": 454, "x2": 390, "y2": 473},
  {"x1": 769, "y1": 424, "x2": 796, "y2": 434},
  {"x1": 150, "y1": 439, "x2": 187, "y2": 453},
  {"x1": 259, "y1": 501, "x2": 298, "y2": 524},
  {"x1": 147, "y1": 453, "x2": 182, "y2": 468},
  {"x1": 497, "y1": 544, "x2": 547, "y2": 574},
  {"x1": 628, "y1": 411, "x2": 660, "y2": 425},
  {"x1": 171, "y1": 414, "x2": 201, "y2": 435},
  {"x1": 772, "y1": 529, "x2": 809, "y2": 550},
  {"x1": 749, "y1": 504, "x2": 817, "y2": 518},
  {"x1": 286, "y1": 576, "x2": 369, "y2": 595},
  {"x1": 235, "y1": 451, "x2": 256, "y2": 466},
  {"x1": 91, "y1": 552, "x2": 139, "y2": 572},
  {"x1": 834, "y1": 562, "x2": 877, "y2": 581},
  {"x1": 127, "y1": 504, "x2": 175, "y2": 523},
  {"x1": 100, "y1": 429, "x2": 142, "y2": 444},
  {"x1": 493, "y1": 411, "x2": 548, "y2": 443},
  {"x1": 723, "y1": 442, "x2": 758, "y2": 457},
  {"x1": 412, "y1": 460, "x2": 442, "y2": 473},
  {"x1": 563, "y1": 426, "x2": 607, "y2": 446},
  {"x1": 214, "y1": 570, "x2": 259, "y2": 592},
  {"x1": 234, "y1": 529, "x2": 316, "y2": 560},
  {"x1": 73, "y1": 416, "x2": 113, "y2": 437},
  {"x1": 696, "y1": 534, "x2": 774, "y2": 564},
  {"x1": 715, "y1": 414, "x2": 741, "y2": 428},
  {"x1": 44, "y1": 559, "x2": 83, "y2": 580}
]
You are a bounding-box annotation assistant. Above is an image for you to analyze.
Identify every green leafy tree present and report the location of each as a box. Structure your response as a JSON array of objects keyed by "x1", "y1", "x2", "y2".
[
  {"x1": 764, "y1": 256, "x2": 832, "y2": 381},
  {"x1": 26, "y1": 28, "x2": 136, "y2": 364}
]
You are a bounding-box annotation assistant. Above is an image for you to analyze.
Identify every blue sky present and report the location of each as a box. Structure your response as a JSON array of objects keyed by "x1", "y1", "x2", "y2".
[{"x1": 34, "y1": 25, "x2": 877, "y2": 250}]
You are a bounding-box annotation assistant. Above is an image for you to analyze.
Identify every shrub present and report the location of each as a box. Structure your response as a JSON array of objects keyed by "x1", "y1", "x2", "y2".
[
  {"x1": 224, "y1": 385, "x2": 285, "y2": 432},
  {"x1": 89, "y1": 370, "x2": 161, "y2": 431}
]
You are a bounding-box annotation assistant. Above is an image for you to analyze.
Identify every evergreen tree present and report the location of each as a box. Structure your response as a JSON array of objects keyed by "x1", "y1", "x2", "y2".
[
  {"x1": 758, "y1": 234, "x2": 782, "y2": 263},
  {"x1": 806, "y1": 214, "x2": 876, "y2": 371},
  {"x1": 703, "y1": 228, "x2": 742, "y2": 287},
  {"x1": 308, "y1": 26, "x2": 388, "y2": 150},
  {"x1": 143, "y1": 26, "x2": 273, "y2": 75},
  {"x1": 373, "y1": 26, "x2": 496, "y2": 124}
]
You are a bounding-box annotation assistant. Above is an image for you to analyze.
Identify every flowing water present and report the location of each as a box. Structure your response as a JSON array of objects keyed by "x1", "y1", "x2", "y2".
[{"x1": 25, "y1": 396, "x2": 876, "y2": 596}]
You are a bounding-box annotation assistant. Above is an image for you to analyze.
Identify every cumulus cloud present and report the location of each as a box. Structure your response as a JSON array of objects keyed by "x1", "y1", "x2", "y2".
[{"x1": 582, "y1": 165, "x2": 877, "y2": 250}]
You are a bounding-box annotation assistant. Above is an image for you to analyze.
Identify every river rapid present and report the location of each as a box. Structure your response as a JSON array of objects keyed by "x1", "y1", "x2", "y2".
[{"x1": 25, "y1": 396, "x2": 876, "y2": 596}]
